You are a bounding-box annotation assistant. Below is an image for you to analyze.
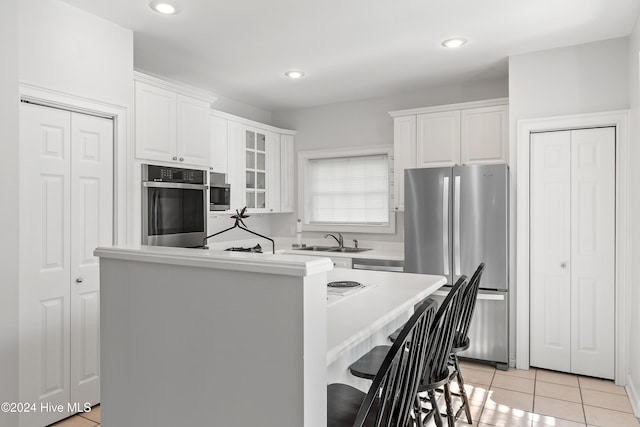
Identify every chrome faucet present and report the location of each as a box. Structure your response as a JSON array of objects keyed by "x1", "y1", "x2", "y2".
[{"x1": 324, "y1": 233, "x2": 344, "y2": 248}]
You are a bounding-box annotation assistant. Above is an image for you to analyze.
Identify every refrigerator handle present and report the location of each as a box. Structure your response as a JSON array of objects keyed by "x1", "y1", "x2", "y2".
[
  {"x1": 442, "y1": 176, "x2": 450, "y2": 276},
  {"x1": 454, "y1": 175, "x2": 461, "y2": 276}
]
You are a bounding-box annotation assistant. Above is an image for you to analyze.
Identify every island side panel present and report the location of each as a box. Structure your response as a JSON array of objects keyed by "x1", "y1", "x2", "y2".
[
  {"x1": 100, "y1": 257, "x2": 326, "y2": 427},
  {"x1": 303, "y1": 273, "x2": 327, "y2": 426}
]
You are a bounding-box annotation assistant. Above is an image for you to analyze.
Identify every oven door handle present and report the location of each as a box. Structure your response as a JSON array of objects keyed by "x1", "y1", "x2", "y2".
[{"x1": 143, "y1": 182, "x2": 208, "y2": 190}]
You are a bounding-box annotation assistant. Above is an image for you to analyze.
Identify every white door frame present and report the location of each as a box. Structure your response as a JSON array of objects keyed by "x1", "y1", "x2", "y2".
[
  {"x1": 19, "y1": 82, "x2": 131, "y2": 245},
  {"x1": 516, "y1": 110, "x2": 630, "y2": 385}
]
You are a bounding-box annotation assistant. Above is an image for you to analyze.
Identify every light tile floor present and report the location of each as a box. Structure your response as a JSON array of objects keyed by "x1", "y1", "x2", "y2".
[
  {"x1": 48, "y1": 362, "x2": 640, "y2": 427},
  {"x1": 428, "y1": 361, "x2": 640, "y2": 427}
]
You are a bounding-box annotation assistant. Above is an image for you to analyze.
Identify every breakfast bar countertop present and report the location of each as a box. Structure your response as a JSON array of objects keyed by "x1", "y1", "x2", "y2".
[{"x1": 325, "y1": 268, "x2": 446, "y2": 365}]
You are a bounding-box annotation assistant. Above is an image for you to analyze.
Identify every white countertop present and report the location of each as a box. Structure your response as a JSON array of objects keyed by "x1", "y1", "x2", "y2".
[
  {"x1": 94, "y1": 245, "x2": 334, "y2": 277},
  {"x1": 325, "y1": 268, "x2": 446, "y2": 365}
]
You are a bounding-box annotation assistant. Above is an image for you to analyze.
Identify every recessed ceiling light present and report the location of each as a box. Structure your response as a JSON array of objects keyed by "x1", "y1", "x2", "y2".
[
  {"x1": 441, "y1": 38, "x2": 467, "y2": 48},
  {"x1": 150, "y1": 2, "x2": 177, "y2": 15},
  {"x1": 285, "y1": 71, "x2": 305, "y2": 79}
]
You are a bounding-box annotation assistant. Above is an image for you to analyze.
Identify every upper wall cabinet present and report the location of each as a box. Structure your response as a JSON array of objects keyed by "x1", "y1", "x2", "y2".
[
  {"x1": 210, "y1": 114, "x2": 228, "y2": 173},
  {"x1": 211, "y1": 110, "x2": 296, "y2": 214},
  {"x1": 134, "y1": 73, "x2": 215, "y2": 168},
  {"x1": 279, "y1": 134, "x2": 295, "y2": 213},
  {"x1": 389, "y1": 98, "x2": 508, "y2": 211}
]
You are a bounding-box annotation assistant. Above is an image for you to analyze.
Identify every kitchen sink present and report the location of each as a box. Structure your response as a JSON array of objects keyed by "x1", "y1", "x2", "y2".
[
  {"x1": 331, "y1": 247, "x2": 371, "y2": 253},
  {"x1": 295, "y1": 246, "x2": 371, "y2": 253}
]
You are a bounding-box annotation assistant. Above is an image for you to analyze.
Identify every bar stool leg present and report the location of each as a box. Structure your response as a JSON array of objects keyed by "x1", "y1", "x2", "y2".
[
  {"x1": 443, "y1": 382, "x2": 456, "y2": 427},
  {"x1": 453, "y1": 354, "x2": 473, "y2": 423},
  {"x1": 428, "y1": 390, "x2": 444, "y2": 427}
]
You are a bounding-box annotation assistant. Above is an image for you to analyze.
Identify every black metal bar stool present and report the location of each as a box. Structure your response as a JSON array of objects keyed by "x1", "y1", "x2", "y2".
[
  {"x1": 327, "y1": 298, "x2": 438, "y2": 427},
  {"x1": 347, "y1": 276, "x2": 469, "y2": 427},
  {"x1": 446, "y1": 263, "x2": 485, "y2": 424}
]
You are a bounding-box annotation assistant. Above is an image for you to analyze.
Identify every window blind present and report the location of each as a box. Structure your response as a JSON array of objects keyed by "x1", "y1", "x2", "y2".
[{"x1": 307, "y1": 154, "x2": 389, "y2": 225}]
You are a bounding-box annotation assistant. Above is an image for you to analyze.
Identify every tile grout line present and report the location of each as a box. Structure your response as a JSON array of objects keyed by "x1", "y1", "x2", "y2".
[{"x1": 578, "y1": 379, "x2": 588, "y2": 426}]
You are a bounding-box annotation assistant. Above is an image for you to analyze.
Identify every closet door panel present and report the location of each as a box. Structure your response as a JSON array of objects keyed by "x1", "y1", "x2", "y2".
[
  {"x1": 70, "y1": 113, "x2": 114, "y2": 404},
  {"x1": 19, "y1": 103, "x2": 73, "y2": 426},
  {"x1": 570, "y1": 127, "x2": 615, "y2": 379},
  {"x1": 529, "y1": 131, "x2": 571, "y2": 372}
]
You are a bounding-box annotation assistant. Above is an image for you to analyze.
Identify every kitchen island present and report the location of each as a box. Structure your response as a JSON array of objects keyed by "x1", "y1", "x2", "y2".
[{"x1": 95, "y1": 246, "x2": 444, "y2": 427}]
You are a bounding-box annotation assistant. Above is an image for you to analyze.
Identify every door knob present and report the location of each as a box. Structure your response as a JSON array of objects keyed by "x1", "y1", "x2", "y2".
[{"x1": 76, "y1": 277, "x2": 84, "y2": 283}]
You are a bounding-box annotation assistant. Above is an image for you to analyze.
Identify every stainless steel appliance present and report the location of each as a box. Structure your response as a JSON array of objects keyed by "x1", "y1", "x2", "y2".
[
  {"x1": 352, "y1": 258, "x2": 404, "y2": 272},
  {"x1": 209, "y1": 172, "x2": 230, "y2": 211},
  {"x1": 404, "y1": 164, "x2": 509, "y2": 369},
  {"x1": 142, "y1": 164, "x2": 208, "y2": 248}
]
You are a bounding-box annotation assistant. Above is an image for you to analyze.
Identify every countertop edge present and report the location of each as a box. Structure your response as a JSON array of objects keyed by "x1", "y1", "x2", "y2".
[{"x1": 94, "y1": 246, "x2": 334, "y2": 277}]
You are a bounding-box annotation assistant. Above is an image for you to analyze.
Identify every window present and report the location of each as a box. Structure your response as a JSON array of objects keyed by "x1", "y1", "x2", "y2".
[{"x1": 298, "y1": 145, "x2": 395, "y2": 233}]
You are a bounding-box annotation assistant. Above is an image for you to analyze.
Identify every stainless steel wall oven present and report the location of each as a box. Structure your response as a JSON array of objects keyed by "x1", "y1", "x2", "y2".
[{"x1": 142, "y1": 164, "x2": 208, "y2": 248}]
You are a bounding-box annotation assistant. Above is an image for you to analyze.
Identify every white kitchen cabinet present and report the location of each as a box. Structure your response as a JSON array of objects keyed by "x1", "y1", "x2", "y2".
[
  {"x1": 214, "y1": 109, "x2": 296, "y2": 214},
  {"x1": 19, "y1": 103, "x2": 113, "y2": 426},
  {"x1": 241, "y1": 126, "x2": 279, "y2": 213},
  {"x1": 392, "y1": 115, "x2": 416, "y2": 211},
  {"x1": 390, "y1": 99, "x2": 508, "y2": 211},
  {"x1": 135, "y1": 79, "x2": 212, "y2": 167},
  {"x1": 416, "y1": 110, "x2": 460, "y2": 168},
  {"x1": 226, "y1": 120, "x2": 244, "y2": 212},
  {"x1": 210, "y1": 114, "x2": 228, "y2": 173},
  {"x1": 529, "y1": 127, "x2": 615, "y2": 380},
  {"x1": 176, "y1": 94, "x2": 211, "y2": 166},
  {"x1": 461, "y1": 105, "x2": 508, "y2": 164},
  {"x1": 280, "y1": 134, "x2": 295, "y2": 213}
]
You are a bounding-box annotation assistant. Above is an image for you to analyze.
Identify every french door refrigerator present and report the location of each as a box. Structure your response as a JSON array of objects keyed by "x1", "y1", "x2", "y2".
[{"x1": 404, "y1": 164, "x2": 509, "y2": 369}]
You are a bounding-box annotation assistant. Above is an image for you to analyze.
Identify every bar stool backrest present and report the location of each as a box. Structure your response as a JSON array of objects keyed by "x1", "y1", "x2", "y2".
[
  {"x1": 421, "y1": 275, "x2": 468, "y2": 385},
  {"x1": 455, "y1": 263, "x2": 486, "y2": 349},
  {"x1": 353, "y1": 299, "x2": 438, "y2": 427}
]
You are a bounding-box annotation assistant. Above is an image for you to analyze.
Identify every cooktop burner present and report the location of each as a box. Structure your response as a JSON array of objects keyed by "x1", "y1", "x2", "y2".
[
  {"x1": 225, "y1": 244, "x2": 263, "y2": 253},
  {"x1": 327, "y1": 281, "x2": 362, "y2": 288}
]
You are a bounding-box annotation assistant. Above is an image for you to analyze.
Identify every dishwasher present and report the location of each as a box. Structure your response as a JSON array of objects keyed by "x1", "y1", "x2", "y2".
[{"x1": 351, "y1": 258, "x2": 404, "y2": 272}]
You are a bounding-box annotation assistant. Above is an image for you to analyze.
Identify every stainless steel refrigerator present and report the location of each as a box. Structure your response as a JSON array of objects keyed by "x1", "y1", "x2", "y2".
[{"x1": 404, "y1": 164, "x2": 509, "y2": 369}]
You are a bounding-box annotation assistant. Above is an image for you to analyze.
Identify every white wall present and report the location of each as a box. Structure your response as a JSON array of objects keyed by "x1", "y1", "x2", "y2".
[
  {"x1": 626, "y1": 19, "x2": 640, "y2": 415},
  {"x1": 270, "y1": 78, "x2": 508, "y2": 241},
  {"x1": 509, "y1": 37, "x2": 631, "y2": 373},
  {"x1": 19, "y1": 0, "x2": 133, "y2": 107},
  {"x1": 509, "y1": 37, "x2": 629, "y2": 124},
  {"x1": 19, "y1": 0, "x2": 134, "y2": 242},
  {"x1": 0, "y1": 1, "x2": 19, "y2": 426},
  {"x1": 3, "y1": 2, "x2": 133, "y2": 425},
  {"x1": 213, "y1": 95, "x2": 273, "y2": 125}
]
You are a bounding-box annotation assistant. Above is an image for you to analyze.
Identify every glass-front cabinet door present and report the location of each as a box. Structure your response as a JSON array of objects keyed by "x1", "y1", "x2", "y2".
[{"x1": 245, "y1": 129, "x2": 267, "y2": 209}]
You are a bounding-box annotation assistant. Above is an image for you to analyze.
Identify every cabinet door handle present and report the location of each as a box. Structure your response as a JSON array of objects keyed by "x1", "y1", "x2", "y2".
[
  {"x1": 76, "y1": 277, "x2": 83, "y2": 284},
  {"x1": 172, "y1": 156, "x2": 178, "y2": 161},
  {"x1": 179, "y1": 157, "x2": 184, "y2": 162}
]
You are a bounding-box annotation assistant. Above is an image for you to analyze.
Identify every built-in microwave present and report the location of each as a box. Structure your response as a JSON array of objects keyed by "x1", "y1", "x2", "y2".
[{"x1": 210, "y1": 172, "x2": 230, "y2": 211}]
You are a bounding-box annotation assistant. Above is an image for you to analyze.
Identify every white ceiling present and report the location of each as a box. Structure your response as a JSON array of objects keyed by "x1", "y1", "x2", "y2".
[{"x1": 60, "y1": 0, "x2": 640, "y2": 112}]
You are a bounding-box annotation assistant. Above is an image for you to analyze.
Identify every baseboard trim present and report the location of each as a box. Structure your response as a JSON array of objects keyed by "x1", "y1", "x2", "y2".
[{"x1": 627, "y1": 373, "x2": 640, "y2": 417}]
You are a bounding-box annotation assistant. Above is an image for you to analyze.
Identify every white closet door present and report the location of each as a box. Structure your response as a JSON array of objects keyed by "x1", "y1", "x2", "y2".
[
  {"x1": 529, "y1": 131, "x2": 572, "y2": 372},
  {"x1": 70, "y1": 113, "x2": 113, "y2": 405},
  {"x1": 569, "y1": 128, "x2": 615, "y2": 379},
  {"x1": 20, "y1": 103, "x2": 114, "y2": 426},
  {"x1": 530, "y1": 127, "x2": 615, "y2": 379},
  {"x1": 19, "y1": 103, "x2": 73, "y2": 426}
]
